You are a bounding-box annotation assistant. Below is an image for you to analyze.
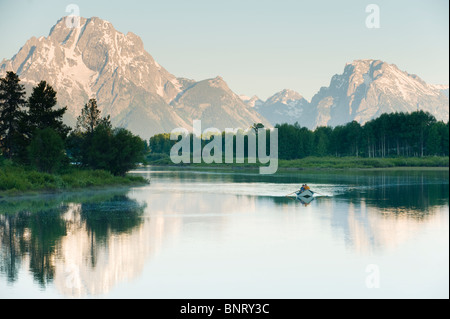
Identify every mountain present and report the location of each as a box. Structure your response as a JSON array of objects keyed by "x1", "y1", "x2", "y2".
[
  {"x1": 253, "y1": 60, "x2": 449, "y2": 128},
  {"x1": 239, "y1": 95, "x2": 263, "y2": 108},
  {"x1": 430, "y1": 84, "x2": 449, "y2": 98},
  {"x1": 299, "y1": 60, "x2": 449, "y2": 129},
  {"x1": 1, "y1": 19, "x2": 447, "y2": 137},
  {"x1": 255, "y1": 89, "x2": 309, "y2": 125},
  {"x1": 171, "y1": 77, "x2": 266, "y2": 131},
  {"x1": 0, "y1": 17, "x2": 269, "y2": 139}
]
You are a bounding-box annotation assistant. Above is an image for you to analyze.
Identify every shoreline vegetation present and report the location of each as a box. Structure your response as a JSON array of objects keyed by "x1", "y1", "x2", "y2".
[
  {"x1": 146, "y1": 111, "x2": 449, "y2": 172},
  {"x1": 3, "y1": 156, "x2": 447, "y2": 197},
  {"x1": 145, "y1": 154, "x2": 449, "y2": 170},
  {"x1": 1, "y1": 72, "x2": 148, "y2": 196},
  {"x1": 0, "y1": 160, "x2": 148, "y2": 197}
]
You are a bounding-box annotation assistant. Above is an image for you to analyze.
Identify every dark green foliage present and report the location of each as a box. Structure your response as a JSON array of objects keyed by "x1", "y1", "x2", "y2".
[
  {"x1": 274, "y1": 111, "x2": 448, "y2": 159},
  {"x1": 11, "y1": 81, "x2": 71, "y2": 164},
  {"x1": 149, "y1": 133, "x2": 175, "y2": 154},
  {"x1": 65, "y1": 131, "x2": 84, "y2": 164},
  {"x1": 26, "y1": 81, "x2": 70, "y2": 139},
  {"x1": 76, "y1": 98, "x2": 111, "y2": 134},
  {"x1": 84, "y1": 123, "x2": 114, "y2": 171},
  {"x1": 426, "y1": 124, "x2": 441, "y2": 156},
  {"x1": 0, "y1": 72, "x2": 27, "y2": 159},
  {"x1": 67, "y1": 123, "x2": 146, "y2": 176},
  {"x1": 0, "y1": 73, "x2": 146, "y2": 179},
  {"x1": 0, "y1": 163, "x2": 147, "y2": 194},
  {"x1": 108, "y1": 128, "x2": 146, "y2": 176},
  {"x1": 28, "y1": 128, "x2": 66, "y2": 173},
  {"x1": 67, "y1": 98, "x2": 145, "y2": 176},
  {"x1": 313, "y1": 126, "x2": 332, "y2": 157}
]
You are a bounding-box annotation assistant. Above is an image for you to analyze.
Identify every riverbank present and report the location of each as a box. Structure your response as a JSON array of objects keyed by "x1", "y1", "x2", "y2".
[
  {"x1": 145, "y1": 154, "x2": 449, "y2": 170},
  {"x1": 277, "y1": 156, "x2": 449, "y2": 169},
  {"x1": 0, "y1": 161, "x2": 149, "y2": 196}
]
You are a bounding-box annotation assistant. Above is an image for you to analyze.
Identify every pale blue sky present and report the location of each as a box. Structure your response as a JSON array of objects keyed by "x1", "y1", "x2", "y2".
[{"x1": 0, "y1": 0, "x2": 448, "y2": 100}]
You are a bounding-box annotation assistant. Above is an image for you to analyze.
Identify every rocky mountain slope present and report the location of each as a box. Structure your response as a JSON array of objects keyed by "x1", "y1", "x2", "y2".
[
  {"x1": 252, "y1": 60, "x2": 448, "y2": 128},
  {"x1": 1, "y1": 18, "x2": 447, "y2": 137},
  {"x1": 0, "y1": 17, "x2": 270, "y2": 139},
  {"x1": 252, "y1": 89, "x2": 309, "y2": 126}
]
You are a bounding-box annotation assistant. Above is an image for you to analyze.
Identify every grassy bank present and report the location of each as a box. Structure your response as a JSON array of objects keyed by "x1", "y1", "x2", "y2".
[
  {"x1": 146, "y1": 153, "x2": 449, "y2": 170},
  {"x1": 278, "y1": 156, "x2": 449, "y2": 169},
  {"x1": 0, "y1": 160, "x2": 148, "y2": 196}
]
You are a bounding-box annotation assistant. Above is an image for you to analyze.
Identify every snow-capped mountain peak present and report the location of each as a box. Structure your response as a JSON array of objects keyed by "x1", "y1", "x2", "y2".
[
  {"x1": 304, "y1": 59, "x2": 449, "y2": 128},
  {"x1": 0, "y1": 16, "x2": 270, "y2": 138}
]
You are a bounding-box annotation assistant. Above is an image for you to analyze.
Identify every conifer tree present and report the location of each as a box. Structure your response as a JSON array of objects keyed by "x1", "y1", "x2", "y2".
[
  {"x1": 27, "y1": 81, "x2": 70, "y2": 139},
  {"x1": 76, "y1": 98, "x2": 111, "y2": 134},
  {"x1": 0, "y1": 72, "x2": 27, "y2": 159}
]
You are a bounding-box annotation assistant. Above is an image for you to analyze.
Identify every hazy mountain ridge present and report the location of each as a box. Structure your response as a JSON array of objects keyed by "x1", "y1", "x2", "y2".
[{"x1": 252, "y1": 89, "x2": 310, "y2": 125}]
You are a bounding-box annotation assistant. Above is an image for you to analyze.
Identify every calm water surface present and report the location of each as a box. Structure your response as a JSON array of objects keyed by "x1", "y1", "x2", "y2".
[{"x1": 0, "y1": 167, "x2": 448, "y2": 298}]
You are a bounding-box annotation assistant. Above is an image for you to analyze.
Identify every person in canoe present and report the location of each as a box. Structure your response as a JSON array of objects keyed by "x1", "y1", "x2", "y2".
[{"x1": 299, "y1": 184, "x2": 310, "y2": 193}]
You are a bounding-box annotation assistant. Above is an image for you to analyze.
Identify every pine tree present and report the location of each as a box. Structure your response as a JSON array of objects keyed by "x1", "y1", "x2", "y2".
[
  {"x1": 27, "y1": 81, "x2": 70, "y2": 139},
  {"x1": 76, "y1": 98, "x2": 111, "y2": 134},
  {"x1": 0, "y1": 72, "x2": 27, "y2": 159}
]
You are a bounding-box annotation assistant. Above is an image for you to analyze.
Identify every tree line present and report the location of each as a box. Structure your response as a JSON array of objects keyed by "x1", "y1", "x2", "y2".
[
  {"x1": 0, "y1": 72, "x2": 145, "y2": 175},
  {"x1": 149, "y1": 112, "x2": 449, "y2": 160},
  {"x1": 279, "y1": 112, "x2": 448, "y2": 159},
  {"x1": 149, "y1": 123, "x2": 269, "y2": 161}
]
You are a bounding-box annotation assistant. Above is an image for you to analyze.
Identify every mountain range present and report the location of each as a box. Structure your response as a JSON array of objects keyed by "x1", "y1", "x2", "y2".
[
  {"x1": 1, "y1": 16, "x2": 448, "y2": 139},
  {"x1": 248, "y1": 60, "x2": 449, "y2": 129}
]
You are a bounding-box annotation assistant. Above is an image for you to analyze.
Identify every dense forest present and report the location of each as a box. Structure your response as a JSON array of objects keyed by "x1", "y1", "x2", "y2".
[
  {"x1": 149, "y1": 112, "x2": 449, "y2": 161},
  {"x1": 277, "y1": 111, "x2": 449, "y2": 159}
]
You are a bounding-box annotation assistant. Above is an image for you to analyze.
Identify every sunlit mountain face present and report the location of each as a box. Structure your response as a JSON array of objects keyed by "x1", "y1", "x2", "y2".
[
  {"x1": 247, "y1": 60, "x2": 449, "y2": 128},
  {"x1": 0, "y1": 17, "x2": 270, "y2": 139}
]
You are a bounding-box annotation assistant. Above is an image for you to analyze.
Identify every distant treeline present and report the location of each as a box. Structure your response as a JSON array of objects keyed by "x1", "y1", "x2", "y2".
[
  {"x1": 277, "y1": 111, "x2": 449, "y2": 159},
  {"x1": 149, "y1": 111, "x2": 449, "y2": 160}
]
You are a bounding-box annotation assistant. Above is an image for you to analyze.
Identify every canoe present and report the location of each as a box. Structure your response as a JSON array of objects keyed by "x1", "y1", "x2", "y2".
[
  {"x1": 296, "y1": 189, "x2": 315, "y2": 204},
  {"x1": 296, "y1": 189, "x2": 314, "y2": 199}
]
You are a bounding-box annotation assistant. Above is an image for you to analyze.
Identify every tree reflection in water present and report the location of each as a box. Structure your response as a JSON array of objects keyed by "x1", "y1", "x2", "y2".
[{"x1": 0, "y1": 190, "x2": 146, "y2": 288}]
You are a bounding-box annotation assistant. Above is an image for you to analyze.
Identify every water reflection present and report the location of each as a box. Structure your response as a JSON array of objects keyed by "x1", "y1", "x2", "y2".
[
  {"x1": 137, "y1": 167, "x2": 449, "y2": 216},
  {"x1": 0, "y1": 168, "x2": 448, "y2": 298},
  {"x1": 0, "y1": 190, "x2": 148, "y2": 297}
]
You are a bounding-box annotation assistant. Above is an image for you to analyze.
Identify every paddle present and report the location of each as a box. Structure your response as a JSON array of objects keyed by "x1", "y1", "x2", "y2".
[
  {"x1": 285, "y1": 195, "x2": 297, "y2": 201},
  {"x1": 312, "y1": 190, "x2": 327, "y2": 197},
  {"x1": 285, "y1": 190, "x2": 300, "y2": 197}
]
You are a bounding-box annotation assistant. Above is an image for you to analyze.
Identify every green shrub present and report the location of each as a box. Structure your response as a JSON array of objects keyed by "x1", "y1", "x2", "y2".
[{"x1": 28, "y1": 128, "x2": 66, "y2": 173}]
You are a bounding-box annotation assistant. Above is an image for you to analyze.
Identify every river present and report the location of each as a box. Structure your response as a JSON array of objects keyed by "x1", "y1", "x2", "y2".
[{"x1": 0, "y1": 167, "x2": 448, "y2": 298}]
